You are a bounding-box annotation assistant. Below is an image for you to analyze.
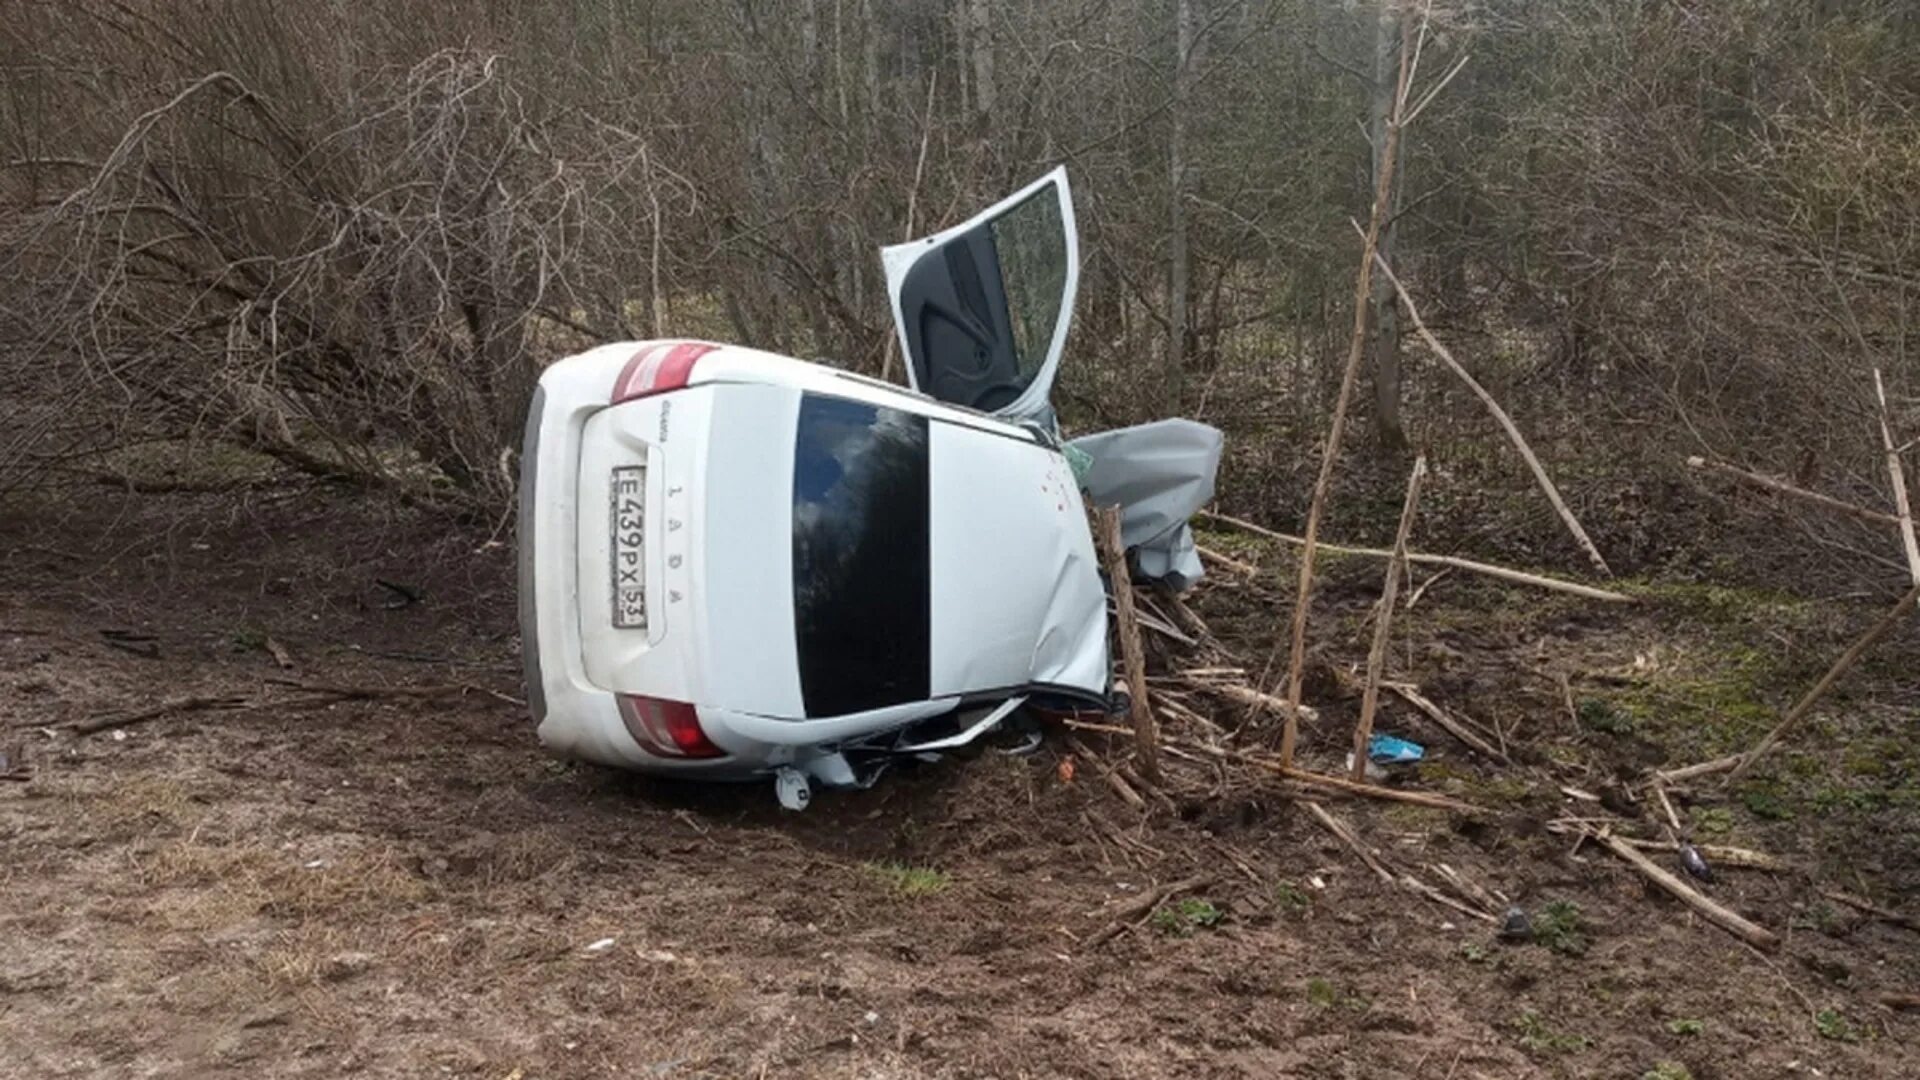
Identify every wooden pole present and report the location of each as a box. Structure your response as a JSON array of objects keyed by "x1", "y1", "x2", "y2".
[
  {"x1": 1874, "y1": 369, "x2": 1920, "y2": 585},
  {"x1": 1199, "y1": 511, "x2": 1633, "y2": 603},
  {"x1": 1097, "y1": 505, "x2": 1160, "y2": 783},
  {"x1": 1685, "y1": 456, "x2": 1901, "y2": 528},
  {"x1": 1591, "y1": 830, "x2": 1779, "y2": 949},
  {"x1": 1277, "y1": 6, "x2": 1417, "y2": 769},
  {"x1": 1352, "y1": 455, "x2": 1426, "y2": 779},
  {"x1": 1370, "y1": 250, "x2": 1611, "y2": 577},
  {"x1": 1384, "y1": 682, "x2": 1509, "y2": 764},
  {"x1": 1725, "y1": 581, "x2": 1920, "y2": 783}
]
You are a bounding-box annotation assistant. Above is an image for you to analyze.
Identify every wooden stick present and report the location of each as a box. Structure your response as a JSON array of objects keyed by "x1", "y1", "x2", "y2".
[
  {"x1": 1383, "y1": 682, "x2": 1509, "y2": 764},
  {"x1": 1399, "y1": 872, "x2": 1500, "y2": 925},
  {"x1": 1275, "y1": 763, "x2": 1483, "y2": 814},
  {"x1": 1614, "y1": 836, "x2": 1784, "y2": 871},
  {"x1": 1352, "y1": 456, "x2": 1427, "y2": 780},
  {"x1": 1185, "y1": 741, "x2": 1482, "y2": 813},
  {"x1": 1651, "y1": 782, "x2": 1683, "y2": 834},
  {"x1": 1655, "y1": 754, "x2": 1746, "y2": 784},
  {"x1": 1066, "y1": 735, "x2": 1146, "y2": 810},
  {"x1": 1370, "y1": 251, "x2": 1611, "y2": 577},
  {"x1": 1725, "y1": 581, "x2": 1920, "y2": 783},
  {"x1": 1304, "y1": 801, "x2": 1394, "y2": 881},
  {"x1": 1127, "y1": 593, "x2": 1196, "y2": 647},
  {"x1": 1306, "y1": 803, "x2": 1498, "y2": 924},
  {"x1": 1685, "y1": 456, "x2": 1900, "y2": 528},
  {"x1": 1195, "y1": 543, "x2": 1258, "y2": 577},
  {"x1": 1199, "y1": 511, "x2": 1633, "y2": 603},
  {"x1": 1096, "y1": 506, "x2": 1160, "y2": 783},
  {"x1": 1155, "y1": 586, "x2": 1215, "y2": 645},
  {"x1": 1590, "y1": 830, "x2": 1779, "y2": 949},
  {"x1": 1824, "y1": 888, "x2": 1920, "y2": 934},
  {"x1": 1431, "y1": 861, "x2": 1506, "y2": 910},
  {"x1": 1179, "y1": 677, "x2": 1319, "y2": 725},
  {"x1": 1083, "y1": 874, "x2": 1211, "y2": 949},
  {"x1": 1405, "y1": 566, "x2": 1452, "y2": 609},
  {"x1": 1874, "y1": 369, "x2": 1920, "y2": 585},
  {"x1": 69, "y1": 694, "x2": 251, "y2": 735},
  {"x1": 1062, "y1": 718, "x2": 1133, "y2": 738},
  {"x1": 1277, "y1": 11, "x2": 1419, "y2": 770}
]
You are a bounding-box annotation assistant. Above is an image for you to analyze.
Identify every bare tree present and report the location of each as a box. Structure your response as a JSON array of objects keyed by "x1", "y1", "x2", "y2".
[
  {"x1": 1167, "y1": 0, "x2": 1195, "y2": 406},
  {"x1": 1366, "y1": 1, "x2": 1408, "y2": 451}
]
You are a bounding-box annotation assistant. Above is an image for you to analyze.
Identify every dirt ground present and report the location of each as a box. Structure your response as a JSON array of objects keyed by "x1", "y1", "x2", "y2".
[{"x1": 3, "y1": 488, "x2": 1918, "y2": 1079}]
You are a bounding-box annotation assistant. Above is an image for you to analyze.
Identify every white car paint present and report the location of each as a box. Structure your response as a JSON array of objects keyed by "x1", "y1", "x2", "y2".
[{"x1": 520, "y1": 341, "x2": 1108, "y2": 780}]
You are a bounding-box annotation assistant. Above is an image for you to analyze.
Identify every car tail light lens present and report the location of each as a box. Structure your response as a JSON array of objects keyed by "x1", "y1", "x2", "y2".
[
  {"x1": 615, "y1": 694, "x2": 725, "y2": 758},
  {"x1": 611, "y1": 342, "x2": 716, "y2": 403}
]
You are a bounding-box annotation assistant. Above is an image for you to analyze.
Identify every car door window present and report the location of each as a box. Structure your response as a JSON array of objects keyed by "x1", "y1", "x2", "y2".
[
  {"x1": 993, "y1": 187, "x2": 1069, "y2": 385},
  {"x1": 882, "y1": 168, "x2": 1079, "y2": 422}
]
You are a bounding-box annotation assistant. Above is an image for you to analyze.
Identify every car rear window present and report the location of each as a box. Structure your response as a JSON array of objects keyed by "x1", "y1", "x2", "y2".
[{"x1": 791, "y1": 393, "x2": 930, "y2": 717}]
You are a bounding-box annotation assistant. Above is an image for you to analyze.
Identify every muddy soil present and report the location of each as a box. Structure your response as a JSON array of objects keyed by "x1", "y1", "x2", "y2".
[{"x1": 2, "y1": 490, "x2": 1916, "y2": 1078}]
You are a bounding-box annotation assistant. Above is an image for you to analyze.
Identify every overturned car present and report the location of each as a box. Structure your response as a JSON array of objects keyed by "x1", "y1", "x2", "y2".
[{"x1": 518, "y1": 169, "x2": 1220, "y2": 807}]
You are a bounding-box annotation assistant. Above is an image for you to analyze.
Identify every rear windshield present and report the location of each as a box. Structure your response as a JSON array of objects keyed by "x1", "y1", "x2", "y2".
[{"x1": 791, "y1": 393, "x2": 930, "y2": 717}]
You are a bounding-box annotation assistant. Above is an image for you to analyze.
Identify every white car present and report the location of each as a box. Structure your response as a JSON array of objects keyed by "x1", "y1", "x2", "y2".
[{"x1": 518, "y1": 170, "x2": 1112, "y2": 806}]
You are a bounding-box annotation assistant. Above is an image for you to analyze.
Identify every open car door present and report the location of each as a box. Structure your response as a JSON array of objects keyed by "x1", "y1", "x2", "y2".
[{"x1": 882, "y1": 167, "x2": 1079, "y2": 422}]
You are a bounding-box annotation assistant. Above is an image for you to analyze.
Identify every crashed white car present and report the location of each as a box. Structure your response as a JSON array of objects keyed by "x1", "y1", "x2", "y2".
[{"x1": 519, "y1": 170, "x2": 1131, "y2": 807}]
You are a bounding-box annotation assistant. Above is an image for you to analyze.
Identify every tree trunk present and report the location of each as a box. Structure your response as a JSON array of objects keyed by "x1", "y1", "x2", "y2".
[
  {"x1": 1367, "y1": 3, "x2": 1408, "y2": 453},
  {"x1": 800, "y1": 0, "x2": 820, "y2": 88},
  {"x1": 862, "y1": 0, "x2": 881, "y2": 120},
  {"x1": 969, "y1": 0, "x2": 994, "y2": 127},
  {"x1": 1166, "y1": 0, "x2": 1194, "y2": 409}
]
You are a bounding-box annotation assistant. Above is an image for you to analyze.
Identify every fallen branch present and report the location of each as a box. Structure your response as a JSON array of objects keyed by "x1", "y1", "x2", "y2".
[
  {"x1": 1155, "y1": 586, "x2": 1216, "y2": 645},
  {"x1": 1430, "y1": 861, "x2": 1507, "y2": 910},
  {"x1": 1824, "y1": 888, "x2": 1920, "y2": 934},
  {"x1": 1195, "y1": 543, "x2": 1258, "y2": 576},
  {"x1": 1615, "y1": 836, "x2": 1784, "y2": 872},
  {"x1": 1874, "y1": 368, "x2": 1920, "y2": 585},
  {"x1": 1199, "y1": 511, "x2": 1632, "y2": 603},
  {"x1": 1084, "y1": 874, "x2": 1212, "y2": 948},
  {"x1": 1304, "y1": 801, "x2": 1393, "y2": 881},
  {"x1": 71, "y1": 679, "x2": 521, "y2": 737},
  {"x1": 1223, "y1": 750, "x2": 1483, "y2": 814},
  {"x1": 1651, "y1": 781, "x2": 1683, "y2": 835},
  {"x1": 1654, "y1": 754, "x2": 1746, "y2": 785},
  {"x1": 1352, "y1": 456, "x2": 1427, "y2": 780},
  {"x1": 1179, "y1": 676, "x2": 1319, "y2": 725},
  {"x1": 1128, "y1": 593, "x2": 1197, "y2": 647},
  {"x1": 68, "y1": 694, "x2": 252, "y2": 735},
  {"x1": 1370, "y1": 250, "x2": 1610, "y2": 577},
  {"x1": 1398, "y1": 872, "x2": 1499, "y2": 925},
  {"x1": 1097, "y1": 506, "x2": 1160, "y2": 783},
  {"x1": 1065, "y1": 735, "x2": 1147, "y2": 811},
  {"x1": 1305, "y1": 802, "x2": 1498, "y2": 924},
  {"x1": 1405, "y1": 566, "x2": 1452, "y2": 609},
  {"x1": 1685, "y1": 456, "x2": 1900, "y2": 528},
  {"x1": 1723, "y1": 581, "x2": 1920, "y2": 783},
  {"x1": 1278, "y1": 766, "x2": 1482, "y2": 813},
  {"x1": 1383, "y1": 682, "x2": 1509, "y2": 764},
  {"x1": 266, "y1": 678, "x2": 522, "y2": 708},
  {"x1": 1586, "y1": 829, "x2": 1779, "y2": 949}
]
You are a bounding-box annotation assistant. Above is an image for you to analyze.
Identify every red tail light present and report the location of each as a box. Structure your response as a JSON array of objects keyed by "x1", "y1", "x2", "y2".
[
  {"x1": 616, "y1": 694, "x2": 725, "y2": 758},
  {"x1": 611, "y1": 342, "x2": 716, "y2": 403}
]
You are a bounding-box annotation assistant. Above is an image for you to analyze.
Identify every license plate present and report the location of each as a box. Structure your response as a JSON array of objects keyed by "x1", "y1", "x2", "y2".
[{"x1": 609, "y1": 464, "x2": 646, "y2": 629}]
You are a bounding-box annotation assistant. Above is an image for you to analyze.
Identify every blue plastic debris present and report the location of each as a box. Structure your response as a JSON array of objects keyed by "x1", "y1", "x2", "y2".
[{"x1": 1367, "y1": 733, "x2": 1425, "y2": 765}]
